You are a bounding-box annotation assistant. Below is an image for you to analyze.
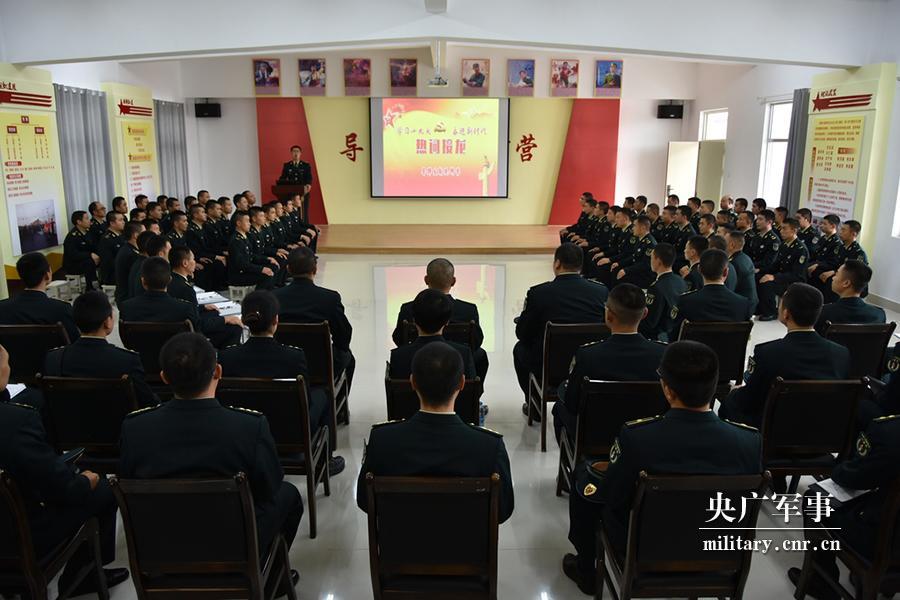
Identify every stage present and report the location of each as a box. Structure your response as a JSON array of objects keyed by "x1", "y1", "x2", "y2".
[{"x1": 316, "y1": 224, "x2": 561, "y2": 254}]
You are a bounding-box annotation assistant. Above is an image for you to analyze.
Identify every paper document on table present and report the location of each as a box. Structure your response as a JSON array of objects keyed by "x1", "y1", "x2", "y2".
[
  {"x1": 211, "y1": 301, "x2": 242, "y2": 317},
  {"x1": 814, "y1": 478, "x2": 869, "y2": 504},
  {"x1": 197, "y1": 291, "x2": 229, "y2": 305},
  {"x1": 193, "y1": 286, "x2": 205, "y2": 293},
  {"x1": 7, "y1": 383, "x2": 26, "y2": 399}
]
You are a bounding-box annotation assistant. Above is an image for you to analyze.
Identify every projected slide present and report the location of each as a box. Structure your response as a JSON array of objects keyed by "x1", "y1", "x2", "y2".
[{"x1": 370, "y1": 98, "x2": 510, "y2": 197}]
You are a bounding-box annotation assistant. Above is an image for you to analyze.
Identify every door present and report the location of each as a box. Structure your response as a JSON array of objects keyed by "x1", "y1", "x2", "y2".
[
  {"x1": 696, "y1": 140, "x2": 726, "y2": 200},
  {"x1": 665, "y1": 141, "x2": 699, "y2": 201}
]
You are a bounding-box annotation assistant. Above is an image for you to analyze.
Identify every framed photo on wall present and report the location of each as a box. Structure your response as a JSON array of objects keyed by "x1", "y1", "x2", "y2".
[
  {"x1": 390, "y1": 58, "x2": 418, "y2": 96},
  {"x1": 595, "y1": 60, "x2": 623, "y2": 98},
  {"x1": 461, "y1": 59, "x2": 489, "y2": 96},
  {"x1": 253, "y1": 58, "x2": 281, "y2": 96},
  {"x1": 507, "y1": 59, "x2": 535, "y2": 96},
  {"x1": 550, "y1": 59, "x2": 578, "y2": 97},
  {"x1": 343, "y1": 58, "x2": 371, "y2": 96},
  {"x1": 299, "y1": 59, "x2": 326, "y2": 96}
]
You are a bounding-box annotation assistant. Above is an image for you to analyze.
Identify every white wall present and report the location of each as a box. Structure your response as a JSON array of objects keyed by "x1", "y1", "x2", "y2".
[{"x1": 40, "y1": 60, "x2": 184, "y2": 101}]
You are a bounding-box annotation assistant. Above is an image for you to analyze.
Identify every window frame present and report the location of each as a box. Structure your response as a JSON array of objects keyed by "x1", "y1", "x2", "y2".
[
  {"x1": 757, "y1": 100, "x2": 794, "y2": 200},
  {"x1": 699, "y1": 108, "x2": 729, "y2": 141}
]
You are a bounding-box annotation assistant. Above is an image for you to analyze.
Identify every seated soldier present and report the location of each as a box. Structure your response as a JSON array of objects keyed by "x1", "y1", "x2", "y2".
[
  {"x1": 120, "y1": 333, "x2": 302, "y2": 588},
  {"x1": 357, "y1": 341, "x2": 514, "y2": 523},
  {"x1": 218, "y1": 291, "x2": 345, "y2": 475},
  {"x1": 553, "y1": 284, "x2": 666, "y2": 445},
  {"x1": 610, "y1": 215, "x2": 657, "y2": 289},
  {"x1": 669, "y1": 249, "x2": 754, "y2": 339},
  {"x1": 638, "y1": 243, "x2": 687, "y2": 342},
  {"x1": 119, "y1": 257, "x2": 198, "y2": 330},
  {"x1": 563, "y1": 341, "x2": 762, "y2": 595},
  {"x1": 707, "y1": 235, "x2": 738, "y2": 291},
  {"x1": 227, "y1": 211, "x2": 275, "y2": 290},
  {"x1": 273, "y1": 247, "x2": 356, "y2": 391},
  {"x1": 811, "y1": 220, "x2": 869, "y2": 303},
  {"x1": 0, "y1": 344, "x2": 129, "y2": 594},
  {"x1": 389, "y1": 289, "x2": 476, "y2": 380},
  {"x1": 62, "y1": 210, "x2": 100, "y2": 290},
  {"x1": 0, "y1": 252, "x2": 80, "y2": 341},
  {"x1": 44, "y1": 291, "x2": 157, "y2": 408},
  {"x1": 678, "y1": 235, "x2": 708, "y2": 292},
  {"x1": 814, "y1": 259, "x2": 885, "y2": 335},
  {"x1": 755, "y1": 217, "x2": 809, "y2": 321},
  {"x1": 719, "y1": 283, "x2": 849, "y2": 429},
  {"x1": 97, "y1": 211, "x2": 127, "y2": 286},
  {"x1": 127, "y1": 233, "x2": 170, "y2": 300},
  {"x1": 726, "y1": 231, "x2": 759, "y2": 314},
  {"x1": 391, "y1": 257, "x2": 489, "y2": 380},
  {"x1": 113, "y1": 221, "x2": 145, "y2": 306}
]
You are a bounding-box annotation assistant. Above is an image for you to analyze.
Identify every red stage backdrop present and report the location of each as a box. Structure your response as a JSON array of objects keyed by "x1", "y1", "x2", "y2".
[
  {"x1": 256, "y1": 98, "x2": 328, "y2": 223},
  {"x1": 548, "y1": 99, "x2": 620, "y2": 225}
]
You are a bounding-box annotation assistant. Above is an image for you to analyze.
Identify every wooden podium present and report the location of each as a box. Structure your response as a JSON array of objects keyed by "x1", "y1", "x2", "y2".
[{"x1": 271, "y1": 184, "x2": 309, "y2": 220}]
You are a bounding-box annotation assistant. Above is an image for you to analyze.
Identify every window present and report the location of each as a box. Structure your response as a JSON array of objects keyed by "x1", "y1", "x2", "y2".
[
  {"x1": 700, "y1": 109, "x2": 728, "y2": 141},
  {"x1": 759, "y1": 101, "x2": 793, "y2": 202}
]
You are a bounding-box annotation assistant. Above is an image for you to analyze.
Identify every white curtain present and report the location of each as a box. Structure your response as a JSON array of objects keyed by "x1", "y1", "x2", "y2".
[
  {"x1": 54, "y1": 84, "x2": 115, "y2": 214},
  {"x1": 154, "y1": 99, "x2": 189, "y2": 198}
]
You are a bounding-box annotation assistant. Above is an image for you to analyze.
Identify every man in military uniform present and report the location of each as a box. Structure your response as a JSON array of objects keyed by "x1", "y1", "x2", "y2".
[
  {"x1": 735, "y1": 210, "x2": 755, "y2": 238},
  {"x1": 746, "y1": 209, "x2": 781, "y2": 273},
  {"x1": 357, "y1": 341, "x2": 514, "y2": 523},
  {"x1": 249, "y1": 206, "x2": 287, "y2": 285},
  {"x1": 656, "y1": 205, "x2": 678, "y2": 244},
  {"x1": 808, "y1": 213, "x2": 841, "y2": 267},
  {"x1": 719, "y1": 283, "x2": 849, "y2": 429},
  {"x1": 289, "y1": 193, "x2": 321, "y2": 250},
  {"x1": 0, "y1": 252, "x2": 80, "y2": 341},
  {"x1": 391, "y1": 258, "x2": 489, "y2": 381},
  {"x1": 719, "y1": 195, "x2": 737, "y2": 222},
  {"x1": 513, "y1": 244, "x2": 607, "y2": 418},
  {"x1": 667, "y1": 193, "x2": 680, "y2": 207},
  {"x1": 726, "y1": 231, "x2": 759, "y2": 314},
  {"x1": 389, "y1": 289, "x2": 476, "y2": 380},
  {"x1": 795, "y1": 208, "x2": 820, "y2": 257},
  {"x1": 569, "y1": 197, "x2": 599, "y2": 248},
  {"x1": 112, "y1": 195, "x2": 128, "y2": 216},
  {"x1": 707, "y1": 235, "x2": 738, "y2": 291},
  {"x1": 811, "y1": 219, "x2": 869, "y2": 303},
  {"x1": 120, "y1": 332, "x2": 304, "y2": 573},
  {"x1": 814, "y1": 260, "x2": 885, "y2": 335},
  {"x1": 113, "y1": 222, "x2": 145, "y2": 305},
  {"x1": 278, "y1": 144, "x2": 314, "y2": 219},
  {"x1": 273, "y1": 247, "x2": 356, "y2": 391},
  {"x1": 185, "y1": 205, "x2": 227, "y2": 292},
  {"x1": 646, "y1": 203, "x2": 663, "y2": 239},
  {"x1": 670, "y1": 249, "x2": 754, "y2": 339},
  {"x1": 168, "y1": 246, "x2": 242, "y2": 349},
  {"x1": 679, "y1": 235, "x2": 709, "y2": 292},
  {"x1": 0, "y1": 343, "x2": 130, "y2": 595},
  {"x1": 563, "y1": 341, "x2": 762, "y2": 595},
  {"x1": 553, "y1": 284, "x2": 665, "y2": 445},
  {"x1": 203, "y1": 200, "x2": 227, "y2": 254},
  {"x1": 639, "y1": 243, "x2": 687, "y2": 342},
  {"x1": 588, "y1": 209, "x2": 633, "y2": 281},
  {"x1": 120, "y1": 258, "x2": 199, "y2": 330},
  {"x1": 44, "y1": 290, "x2": 156, "y2": 408},
  {"x1": 687, "y1": 197, "x2": 702, "y2": 230},
  {"x1": 227, "y1": 212, "x2": 275, "y2": 289},
  {"x1": 165, "y1": 210, "x2": 189, "y2": 249},
  {"x1": 611, "y1": 215, "x2": 657, "y2": 289},
  {"x1": 87, "y1": 201, "x2": 108, "y2": 245},
  {"x1": 127, "y1": 234, "x2": 170, "y2": 300},
  {"x1": 633, "y1": 195, "x2": 648, "y2": 217},
  {"x1": 755, "y1": 218, "x2": 809, "y2": 320},
  {"x1": 560, "y1": 193, "x2": 593, "y2": 243},
  {"x1": 697, "y1": 213, "x2": 717, "y2": 239},
  {"x1": 773, "y1": 206, "x2": 788, "y2": 237},
  {"x1": 579, "y1": 202, "x2": 612, "y2": 270},
  {"x1": 97, "y1": 211, "x2": 127, "y2": 285},
  {"x1": 63, "y1": 210, "x2": 100, "y2": 290},
  {"x1": 670, "y1": 206, "x2": 697, "y2": 272}
]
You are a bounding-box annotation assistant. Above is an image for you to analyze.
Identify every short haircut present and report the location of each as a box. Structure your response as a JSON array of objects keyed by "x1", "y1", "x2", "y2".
[
  {"x1": 775, "y1": 206, "x2": 788, "y2": 216},
  {"x1": 634, "y1": 215, "x2": 651, "y2": 229},
  {"x1": 165, "y1": 196, "x2": 180, "y2": 209},
  {"x1": 620, "y1": 208, "x2": 636, "y2": 220},
  {"x1": 290, "y1": 144, "x2": 302, "y2": 151},
  {"x1": 596, "y1": 201, "x2": 610, "y2": 211},
  {"x1": 287, "y1": 246, "x2": 317, "y2": 276},
  {"x1": 752, "y1": 197, "x2": 767, "y2": 209},
  {"x1": 782, "y1": 217, "x2": 800, "y2": 231},
  {"x1": 141, "y1": 218, "x2": 159, "y2": 229},
  {"x1": 16, "y1": 252, "x2": 50, "y2": 288},
  {"x1": 412, "y1": 288, "x2": 453, "y2": 334},
  {"x1": 701, "y1": 199, "x2": 716, "y2": 211},
  {"x1": 197, "y1": 189, "x2": 209, "y2": 197},
  {"x1": 668, "y1": 194, "x2": 680, "y2": 203},
  {"x1": 686, "y1": 235, "x2": 709, "y2": 255},
  {"x1": 759, "y1": 209, "x2": 775, "y2": 224},
  {"x1": 233, "y1": 193, "x2": 245, "y2": 204},
  {"x1": 555, "y1": 243, "x2": 583, "y2": 271},
  {"x1": 426, "y1": 258, "x2": 454, "y2": 288},
  {"x1": 73, "y1": 290, "x2": 112, "y2": 333},
  {"x1": 699, "y1": 249, "x2": 729, "y2": 280},
  {"x1": 727, "y1": 231, "x2": 746, "y2": 249},
  {"x1": 584, "y1": 197, "x2": 598, "y2": 208},
  {"x1": 124, "y1": 220, "x2": 144, "y2": 241},
  {"x1": 146, "y1": 201, "x2": 159, "y2": 213},
  {"x1": 735, "y1": 197, "x2": 748, "y2": 210},
  {"x1": 141, "y1": 256, "x2": 171, "y2": 290},
  {"x1": 145, "y1": 234, "x2": 170, "y2": 257},
  {"x1": 136, "y1": 231, "x2": 157, "y2": 253},
  {"x1": 112, "y1": 196, "x2": 126, "y2": 209},
  {"x1": 717, "y1": 223, "x2": 736, "y2": 233},
  {"x1": 156, "y1": 195, "x2": 167, "y2": 203},
  {"x1": 646, "y1": 202, "x2": 660, "y2": 215},
  {"x1": 88, "y1": 201, "x2": 103, "y2": 216},
  {"x1": 105, "y1": 211, "x2": 124, "y2": 225},
  {"x1": 717, "y1": 209, "x2": 732, "y2": 218},
  {"x1": 130, "y1": 208, "x2": 146, "y2": 220},
  {"x1": 653, "y1": 243, "x2": 676, "y2": 268},
  {"x1": 687, "y1": 196, "x2": 701, "y2": 208},
  {"x1": 781, "y1": 283, "x2": 823, "y2": 327},
  {"x1": 189, "y1": 205, "x2": 205, "y2": 219},
  {"x1": 635, "y1": 195, "x2": 648, "y2": 205},
  {"x1": 663, "y1": 205, "x2": 677, "y2": 216},
  {"x1": 797, "y1": 208, "x2": 813, "y2": 221},
  {"x1": 71, "y1": 210, "x2": 87, "y2": 226},
  {"x1": 676, "y1": 206, "x2": 692, "y2": 219},
  {"x1": 822, "y1": 214, "x2": 841, "y2": 228},
  {"x1": 840, "y1": 259, "x2": 872, "y2": 292},
  {"x1": 135, "y1": 194, "x2": 148, "y2": 204},
  {"x1": 606, "y1": 283, "x2": 646, "y2": 326},
  {"x1": 205, "y1": 199, "x2": 220, "y2": 211},
  {"x1": 170, "y1": 210, "x2": 188, "y2": 223},
  {"x1": 411, "y1": 341, "x2": 464, "y2": 407},
  {"x1": 707, "y1": 235, "x2": 727, "y2": 252},
  {"x1": 160, "y1": 332, "x2": 217, "y2": 398},
  {"x1": 168, "y1": 245, "x2": 192, "y2": 268},
  {"x1": 241, "y1": 290, "x2": 279, "y2": 334},
  {"x1": 248, "y1": 206, "x2": 265, "y2": 220},
  {"x1": 658, "y1": 340, "x2": 719, "y2": 408},
  {"x1": 844, "y1": 220, "x2": 862, "y2": 235},
  {"x1": 700, "y1": 213, "x2": 717, "y2": 227}
]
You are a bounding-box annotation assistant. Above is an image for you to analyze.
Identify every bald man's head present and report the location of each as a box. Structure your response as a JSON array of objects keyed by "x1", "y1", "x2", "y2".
[{"x1": 425, "y1": 258, "x2": 455, "y2": 292}]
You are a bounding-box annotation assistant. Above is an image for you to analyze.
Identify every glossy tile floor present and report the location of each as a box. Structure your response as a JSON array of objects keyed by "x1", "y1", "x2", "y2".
[{"x1": 63, "y1": 254, "x2": 900, "y2": 599}]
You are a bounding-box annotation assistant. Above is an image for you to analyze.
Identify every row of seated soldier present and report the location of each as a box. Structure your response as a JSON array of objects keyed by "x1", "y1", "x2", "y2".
[{"x1": 0, "y1": 188, "x2": 898, "y2": 599}]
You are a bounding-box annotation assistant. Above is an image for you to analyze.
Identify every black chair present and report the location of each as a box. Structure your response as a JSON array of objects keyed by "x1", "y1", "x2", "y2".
[
  {"x1": 364, "y1": 473, "x2": 500, "y2": 599},
  {"x1": 677, "y1": 320, "x2": 754, "y2": 401},
  {"x1": 528, "y1": 322, "x2": 611, "y2": 451},
  {"x1": 823, "y1": 321, "x2": 897, "y2": 379},
  {"x1": 794, "y1": 478, "x2": 900, "y2": 600},
  {"x1": 761, "y1": 378, "x2": 864, "y2": 494},
  {"x1": 38, "y1": 375, "x2": 139, "y2": 474},
  {"x1": 0, "y1": 470, "x2": 108, "y2": 600},
  {"x1": 0, "y1": 323, "x2": 70, "y2": 386},
  {"x1": 557, "y1": 380, "x2": 667, "y2": 496},
  {"x1": 596, "y1": 471, "x2": 772, "y2": 600},
  {"x1": 119, "y1": 319, "x2": 193, "y2": 386},
  {"x1": 274, "y1": 322, "x2": 350, "y2": 451},
  {"x1": 217, "y1": 377, "x2": 330, "y2": 539},
  {"x1": 384, "y1": 367, "x2": 484, "y2": 425},
  {"x1": 401, "y1": 319, "x2": 479, "y2": 350},
  {"x1": 110, "y1": 473, "x2": 295, "y2": 600}
]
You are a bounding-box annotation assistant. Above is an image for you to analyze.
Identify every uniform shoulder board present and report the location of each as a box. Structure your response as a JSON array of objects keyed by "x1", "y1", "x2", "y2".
[
  {"x1": 469, "y1": 424, "x2": 503, "y2": 437},
  {"x1": 873, "y1": 414, "x2": 900, "y2": 423},
  {"x1": 625, "y1": 415, "x2": 662, "y2": 428},
  {"x1": 8, "y1": 401, "x2": 36, "y2": 411},
  {"x1": 680, "y1": 289, "x2": 697, "y2": 296},
  {"x1": 47, "y1": 345, "x2": 66, "y2": 353},
  {"x1": 579, "y1": 340, "x2": 602, "y2": 349},
  {"x1": 227, "y1": 405, "x2": 263, "y2": 416},
  {"x1": 125, "y1": 405, "x2": 160, "y2": 418},
  {"x1": 174, "y1": 298, "x2": 193, "y2": 305},
  {"x1": 371, "y1": 419, "x2": 403, "y2": 429},
  {"x1": 117, "y1": 346, "x2": 140, "y2": 355},
  {"x1": 723, "y1": 418, "x2": 758, "y2": 432}
]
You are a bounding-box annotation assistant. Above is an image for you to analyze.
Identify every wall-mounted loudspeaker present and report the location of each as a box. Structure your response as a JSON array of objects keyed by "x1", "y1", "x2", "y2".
[
  {"x1": 657, "y1": 104, "x2": 683, "y2": 119},
  {"x1": 195, "y1": 102, "x2": 221, "y2": 118}
]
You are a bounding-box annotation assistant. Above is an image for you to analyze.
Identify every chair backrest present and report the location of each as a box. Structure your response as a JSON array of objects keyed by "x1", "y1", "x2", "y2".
[
  {"x1": 273, "y1": 322, "x2": 335, "y2": 388},
  {"x1": 365, "y1": 474, "x2": 499, "y2": 599},
  {"x1": 540, "y1": 323, "x2": 611, "y2": 390},
  {"x1": 0, "y1": 323, "x2": 70, "y2": 385},
  {"x1": 384, "y1": 376, "x2": 484, "y2": 425},
  {"x1": 39, "y1": 375, "x2": 139, "y2": 457},
  {"x1": 761, "y1": 378, "x2": 864, "y2": 463},
  {"x1": 623, "y1": 472, "x2": 770, "y2": 581},
  {"x1": 575, "y1": 381, "x2": 668, "y2": 460},
  {"x1": 110, "y1": 474, "x2": 262, "y2": 595},
  {"x1": 870, "y1": 477, "x2": 900, "y2": 574},
  {"x1": 118, "y1": 320, "x2": 194, "y2": 381},
  {"x1": 401, "y1": 320, "x2": 478, "y2": 350},
  {"x1": 0, "y1": 471, "x2": 37, "y2": 577},
  {"x1": 216, "y1": 377, "x2": 313, "y2": 456},
  {"x1": 823, "y1": 321, "x2": 897, "y2": 378},
  {"x1": 677, "y1": 320, "x2": 754, "y2": 383}
]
